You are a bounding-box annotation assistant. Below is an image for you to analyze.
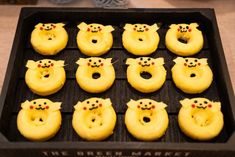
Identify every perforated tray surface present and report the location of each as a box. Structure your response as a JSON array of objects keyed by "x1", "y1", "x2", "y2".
[{"x1": 0, "y1": 8, "x2": 234, "y2": 157}]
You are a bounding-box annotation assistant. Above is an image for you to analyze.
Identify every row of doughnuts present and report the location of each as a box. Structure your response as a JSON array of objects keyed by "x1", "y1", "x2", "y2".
[
  {"x1": 30, "y1": 22, "x2": 203, "y2": 56},
  {"x1": 25, "y1": 56, "x2": 213, "y2": 96},
  {"x1": 17, "y1": 97, "x2": 224, "y2": 141}
]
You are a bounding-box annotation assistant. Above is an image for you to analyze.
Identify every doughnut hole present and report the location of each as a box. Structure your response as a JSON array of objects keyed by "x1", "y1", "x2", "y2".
[
  {"x1": 191, "y1": 109, "x2": 213, "y2": 127},
  {"x1": 30, "y1": 112, "x2": 48, "y2": 126},
  {"x1": 92, "y1": 72, "x2": 101, "y2": 79},
  {"x1": 140, "y1": 71, "x2": 152, "y2": 79}
]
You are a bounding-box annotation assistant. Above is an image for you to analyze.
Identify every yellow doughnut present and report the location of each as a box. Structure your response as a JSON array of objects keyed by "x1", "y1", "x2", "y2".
[
  {"x1": 178, "y1": 98, "x2": 224, "y2": 141},
  {"x1": 126, "y1": 57, "x2": 166, "y2": 93},
  {"x1": 25, "y1": 59, "x2": 66, "y2": 96},
  {"x1": 72, "y1": 98, "x2": 116, "y2": 141},
  {"x1": 171, "y1": 57, "x2": 213, "y2": 94},
  {"x1": 165, "y1": 23, "x2": 203, "y2": 56},
  {"x1": 31, "y1": 23, "x2": 68, "y2": 55},
  {"x1": 76, "y1": 57, "x2": 115, "y2": 93},
  {"x1": 122, "y1": 23, "x2": 160, "y2": 56},
  {"x1": 17, "y1": 99, "x2": 62, "y2": 141},
  {"x1": 76, "y1": 22, "x2": 114, "y2": 56},
  {"x1": 125, "y1": 99, "x2": 169, "y2": 141}
]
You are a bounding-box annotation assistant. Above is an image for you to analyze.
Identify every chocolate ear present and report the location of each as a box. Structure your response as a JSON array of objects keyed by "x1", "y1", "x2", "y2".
[
  {"x1": 74, "y1": 101, "x2": 83, "y2": 111},
  {"x1": 21, "y1": 100, "x2": 31, "y2": 110},
  {"x1": 150, "y1": 23, "x2": 159, "y2": 32},
  {"x1": 103, "y1": 25, "x2": 114, "y2": 33},
  {"x1": 76, "y1": 58, "x2": 87, "y2": 66},
  {"x1": 51, "y1": 102, "x2": 62, "y2": 111},
  {"x1": 124, "y1": 24, "x2": 133, "y2": 31},
  {"x1": 210, "y1": 101, "x2": 221, "y2": 113},
  {"x1": 199, "y1": 58, "x2": 208, "y2": 66},
  {"x1": 55, "y1": 60, "x2": 65, "y2": 67},
  {"x1": 56, "y1": 23, "x2": 65, "y2": 27},
  {"x1": 103, "y1": 98, "x2": 112, "y2": 108},
  {"x1": 169, "y1": 24, "x2": 177, "y2": 29},
  {"x1": 105, "y1": 58, "x2": 112, "y2": 65},
  {"x1": 190, "y1": 23, "x2": 199, "y2": 28},
  {"x1": 26, "y1": 60, "x2": 37, "y2": 69},
  {"x1": 156, "y1": 102, "x2": 167, "y2": 110},
  {"x1": 77, "y1": 22, "x2": 88, "y2": 31},
  {"x1": 180, "y1": 98, "x2": 192, "y2": 108},
  {"x1": 173, "y1": 57, "x2": 185, "y2": 65},
  {"x1": 126, "y1": 58, "x2": 136, "y2": 65},
  {"x1": 154, "y1": 58, "x2": 164, "y2": 66},
  {"x1": 127, "y1": 99, "x2": 137, "y2": 110},
  {"x1": 35, "y1": 23, "x2": 43, "y2": 28}
]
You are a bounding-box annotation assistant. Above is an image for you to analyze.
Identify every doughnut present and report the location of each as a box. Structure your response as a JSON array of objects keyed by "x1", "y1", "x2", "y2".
[
  {"x1": 77, "y1": 22, "x2": 114, "y2": 56},
  {"x1": 76, "y1": 57, "x2": 115, "y2": 93},
  {"x1": 125, "y1": 99, "x2": 169, "y2": 141},
  {"x1": 25, "y1": 59, "x2": 66, "y2": 96},
  {"x1": 31, "y1": 23, "x2": 68, "y2": 55},
  {"x1": 178, "y1": 98, "x2": 224, "y2": 141},
  {"x1": 165, "y1": 23, "x2": 203, "y2": 56},
  {"x1": 17, "y1": 99, "x2": 62, "y2": 141},
  {"x1": 126, "y1": 57, "x2": 166, "y2": 93},
  {"x1": 171, "y1": 57, "x2": 213, "y2": 94},
  {"x1": 72, "y1": 98, "x2": 116, "y2": 141},
  {"x1": 122, "y1": 23, "x2": 160, "y2": 56}
]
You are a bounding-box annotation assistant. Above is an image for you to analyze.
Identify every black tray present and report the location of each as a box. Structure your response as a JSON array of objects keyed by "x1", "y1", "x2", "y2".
[{"x1": 0, "y1": 8, "x2": 234, "y2": 157}]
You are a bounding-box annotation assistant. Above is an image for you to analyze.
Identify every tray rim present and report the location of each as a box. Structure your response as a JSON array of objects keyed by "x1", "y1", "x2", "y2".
[{"x1": 0, "y1": 7, "x2": 234, "y2": 151}]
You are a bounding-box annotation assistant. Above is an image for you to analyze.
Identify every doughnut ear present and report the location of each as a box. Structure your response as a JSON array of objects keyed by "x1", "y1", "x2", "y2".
[
  {"x1": 173, "y1": 57, "x2": 185, "y2": 65},
  {"x1": 26, "y1": 60, "x2": 37, "y2": 69},
  {"x1": 35, "y1": 23, "x2": 43, "y2": 29},
  {"x1": 180, "y1": 98, "x2": 192, "y2": 108},
  {"x1": 190, "y1": 23, "x2": 199, "y2": 28},
  {"x1": 154, "y1": 58, "x2": 164, "y2": 66},
  {"x1": 56, "y1": 23, "x2": 65, "y2": 27},
  {"x1": 74, "y1": 101, "x2": 83, "y2": 111},
  {"x1": 199, "y1": 58, "x2": 208, "y2": 66},
  {"x1": 103, "y1": 98, "x2": 112, "y2": 108},
  {"x1": 210, "y1": 102, "x2": 221, "y2": 113},
  {"x1": 127, "y1": 99, "x2": 137, "y2": 110},
  {"x1": 124, "y1": 24, "x2": 133, "y2": 31},
  {"x1": 169, "y1": 24, "x2": 178, "y2": 29},
  {"x1": 150, "y1": 23, "x2": 159, "y2": 32},
  {"x1": 50, "y1": 102, "x2": 62, "y2": 111},
  {"x1": 21, "y1": 100, "x2": 31, "y2": 110},
  {"x1": 77, "y1": 22, "x2": 88, "y2": 31},
  {"x1": 126, "y1": 58, "x2": 136, "y2": 65},
  {"x1": 103, "y1": 25, "x2": 114, "y2": 33},
  {"x1": 76, "y1": 58, "x2": 87, "y2": 66},
  {"x1": 156, "y1": 102, "x2": 167, "y2": 110},
  {"x1": 105, "y1": 58, "x2": 112, "y2": 65},
  {"x1": 55, "y1": 60, "x2": 65, "y2": 67}
]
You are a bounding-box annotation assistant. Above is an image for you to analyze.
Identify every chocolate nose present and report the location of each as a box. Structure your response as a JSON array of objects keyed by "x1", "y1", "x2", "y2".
[
  {"x1": 144, "y1": 61, "x2": 147, "y2": 63},
  {"x1": 92, "y1": 104, "x2": 95, "y2": 107},
  {"x1": 190, "y1": 62, "x2": 193, "y2": 64},
  {"x1": 145, "y1": 104, "x2": 147, "y2": 107},
  {"x1": 199, "y1": 103, "x2": 202, "y2": 106},
  {"x1": 39, "y1": 104, "x2": 41, "y2": 107}
]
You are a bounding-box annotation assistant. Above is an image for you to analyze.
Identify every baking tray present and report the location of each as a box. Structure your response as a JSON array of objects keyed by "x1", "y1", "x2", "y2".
[{"x1": 0, "y1": 8, "x2": 234, "y2": 157}]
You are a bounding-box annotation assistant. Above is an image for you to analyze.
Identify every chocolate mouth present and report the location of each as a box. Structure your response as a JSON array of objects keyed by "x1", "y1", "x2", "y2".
[
  {"x1": 35, "y1": 107, "x2": 46, "y2": 110},
  {"x1": 141, "y1": 64, "x2": 150, "y2": 67},
  {"x1": 91, "y1": 65, "x2": 100, "y2": 68},
  {"x1": 41, "y1": 65, "x2": 50, "y2": 68},
  {"x1": 91, "y1": 30, "x2": 99, "y2": 33},
  {"x1": 180, "y1": 30, "x2": 188, "y2": 33},
  {"x1": 141, "y1": 107, "x2": 151, "y2": 110},
  {"x1": 89, "y1": 106, "x2": 98, "y2": 111},
  {"x1": 196, "y1": 106, "x2": 207, "y2": 109},
  {"x1": 137, "y1": 30, "x2": 144, "y2": 32},
  {"x1": 188, "y1": 65, "x2": 196, "y2": 68},
  {"x1": 44, "y1": 28, "x2": 52, "y2": 31}
]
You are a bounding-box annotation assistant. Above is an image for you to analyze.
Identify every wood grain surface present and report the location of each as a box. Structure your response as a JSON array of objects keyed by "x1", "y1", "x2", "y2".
[{"x1": 0, "y1": 0, "x2": 234, "y2": 92}]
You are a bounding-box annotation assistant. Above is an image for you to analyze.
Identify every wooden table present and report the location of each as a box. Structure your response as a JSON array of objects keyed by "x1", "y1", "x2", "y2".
[{"x1": 0, "y1": 0, "x2": 234, "y2": 92}]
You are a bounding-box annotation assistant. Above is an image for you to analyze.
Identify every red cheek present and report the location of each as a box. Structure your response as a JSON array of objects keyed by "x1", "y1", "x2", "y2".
[
  {"x1": 83, "y1": 107, "x2": 87, "y2": 110},
  {"x1": 40, "y1": 27, "x2": 43, "y2": 30},
  {"x1": 198, "y1": 63, "x2": 201, "y2": 66},
  {"x1": 145, "y1": 28, "x2": 149, "y2": 31},
  {"x1": 51, "y1": 63, "x2": 54, "y2": 66},
  {"x1": 53, "y1": 25, "x2": 56, "y2": 29},
  {"x1": 87, "y1": 28, "x2": 90, "y2": 32},
  {"x1": 188, "y1": 29, "x2": 192, "y2": 32},
  {"x1": 177, "y1": 28, "x2": 180, "y2": 31},
  {"x1": 30, "y1": 105, "x2": 34, "y2": 109},
  {"x1": 87, "y1": 63, "x2": 90, "y2": 66},
  {"x1": 184, "y1": 63, "x2": 187, "y2": 66},
  {"x1": 151, "y1": 62, "x2": 155, "y2": 65},
  {"x1": 151, "y1": 105, "x2": 155, "y2": 109},
  {"x1": 38, "y1": 64, "x2": 41, "y2": 68},
  {"x1": 100, "y1": 63, "x2": 104, "y2": 66},
  {"x1": 45, "y1": 106, "x2": 49, "y2": 109},
  {"x1": 192, "y1": 104, "x2": 195, "y2": 108},
  {"x1": 208, "y1": 104, "x2": 212, "y2": 108},
  {"x1": 137, "y1": 105, "x2": 140, "y2": 108},
  {"x1": 99, "y1": 28, "x2": 102, "y2": 31},
  {"x1": 133, "y1": 28, "x2": 136, "y2": 31},
  {"x1": 138, "y1": 62, "x2": 141, "y2": 65},
  {"x1": 99, "y1": 104, "x2": 102, "y2": 107}
]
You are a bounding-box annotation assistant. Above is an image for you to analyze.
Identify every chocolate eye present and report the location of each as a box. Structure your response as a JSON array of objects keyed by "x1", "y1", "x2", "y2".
[
  {"x1": 51, "y1": 24, "x2": 53, "y2": 26},
  {"x1": 185, "y1": 59, "x2": 188, "y2": 62},
  {"x1": 204, "y1": 101, "x2": 208, "y2": 104},
  {"x1": 179, "y1": 26, "x2": 182, "y2": 29},
  {"x1": 48, "y1": 61, "x2": 51, "y2": 63},
  {"x1": 143, "y1": 25, "x2": 146, "y2": 28},
  {"x1": 195, "y1": 59, "x2": 198, "y2": 62},
  {"x1": 33, "y1": 102, "x2": 36, "y2": 104},
  {"x1": 42, "y1": 24, "x2": 45, "y2": 27},
  {"x1": 148, "y1": 58, "x2": 151, "y2": 61},
  {"x1": 98, "y1": 26, "x2": 100, "y2": 29},
  {"x1": 98, "y1": 60, "x2": 101, "y2": 62},
  {"x1": 149, "y1": 102, "x2": 152, "y2": 105},
  {"x1": 135, "y1": 25, "x2": 137, "y2": 27},
  {"x1": 194, "y1": 100, "x2": 198, "y2": 103},
  {"x1": 90, "y1": 25, "x2": 93, "y2": 27},
  {"x1": 89, "y1": 59, "x2": 92, "y2": 62},
  {"x1": 186, "y1": 26, "x2": 189, "y2": 29},
  {"x1": 44, "y1": 102, "x2": 47, "y2": 105},
  {"x1": 87, "y1": 101, "x2": 89, "y2": 104},
  {"x1": 96, "y1": 100, "x2": 99, "y2": 103},
  {"x1": 140, "y1": 102, "x2": 142, "y2": 104},
  {"x1": 39, "y1": 61, "x2": 42, "y2": 63},
  {"x1": 140, "y1": 58, "x2": 143, "y2": 61}
]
